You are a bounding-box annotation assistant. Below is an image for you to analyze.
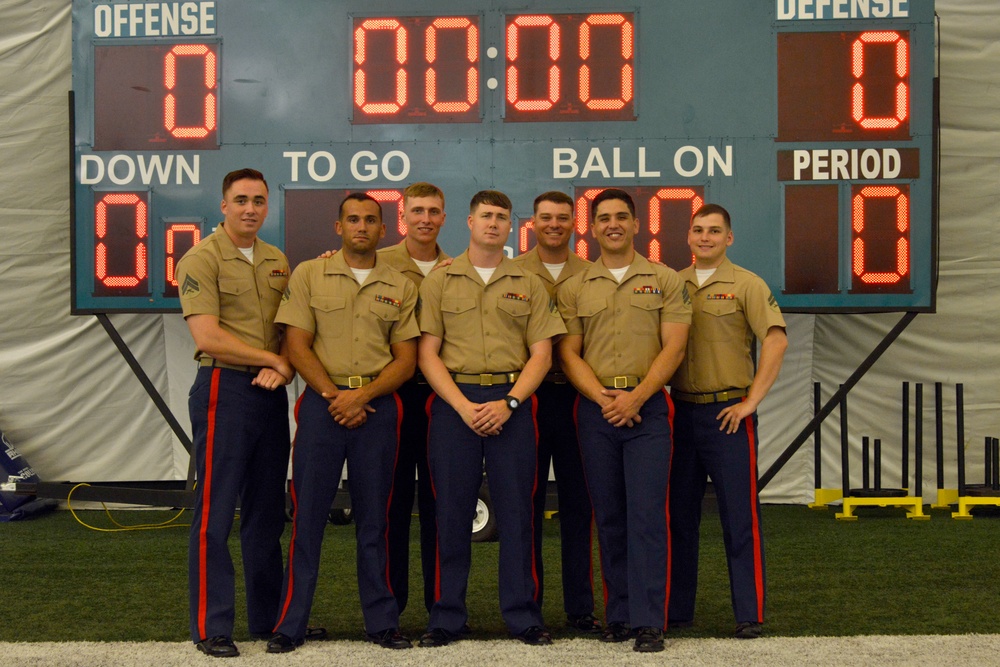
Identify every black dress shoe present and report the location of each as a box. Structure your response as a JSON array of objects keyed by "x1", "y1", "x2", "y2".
[
  {"x1": 266, "y1": 633, "x2": 304, "y2": 653},
  {"x1": 418, "y1": 627, "x2": 461, "y2": 647},
  {"x1": 567, "y1": 613, "x2": 603, "y2": 634},
  {"x1": 633, "y1": 627, "x2": 665, "y2": 653},
  {"x1": 367, "y1": 628, "x2": 413, "y2": 649},
  {"x1": 305, "y1": 626, "x2": 328, "y2": 640},
  {"x1": 513, "y1": 625, "x2": 553, "y2": 646},
  {"x1": 195, "y1": 636, "x2": 239, "y2": 658},
  {"x1": 600, "y1": 621, "x2": 632, "y2": 643},
  {"x1": 734, "y1": 621, "x2": 763, "y2": 639}
]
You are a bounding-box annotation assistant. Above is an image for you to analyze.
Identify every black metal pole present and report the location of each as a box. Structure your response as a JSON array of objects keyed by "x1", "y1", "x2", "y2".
[
  {"x1": 935, "y1": 382, "x2": 944, "y2": 489},
  {"x1": 992, "y1": 438, "x2": 999, "y2": 491},
  {"x1": 957, "y1": 384, "x2": 966, "y2": 496},
  {"x1": 814, "y1": 382, "x2": 822, "y2": 488},
  {"x1": 759, "y1": 311, "x2": 918, "y2": 490},
  {"x1": 915, "y1": 383, "x2": 923, "y2": 498},
  {"x1": 902, "y1": 382, "x2": 910, "y2": 489},
  {"x1": 95, "y1": 313, "x2": 194, "y2": 455},
  {"x1": 841, "y1": 385, "x2": 850, "y2": 499},
  {"x1": 874, "y1": 438, "x2": 882, "y2": 490},
  {"x1": 862, "y1": 436, "x2": 870, "y2": 490},
  {"x1": 986, "y1": 436, "x2": 993, "y2": 487}
]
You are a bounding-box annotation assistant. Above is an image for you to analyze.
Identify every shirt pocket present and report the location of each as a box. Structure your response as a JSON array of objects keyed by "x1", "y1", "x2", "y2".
[
  {"x1": 496, "y1": 297, "x2": 531, "y2": 319},
  {"x1": 218, "y1": 278, "x2": 254, "y2": 312},
  {"x1": 629, "y1": 293, "x2": 661, "y2": 335},
  {"x1": 701, "y1": 298, "x2": 740, "y2": 342},
  {"x1": 311, "y1": 295, "x2": 347, "y2": 337},
  {"x1": 267, "y1": 274, "x2": 288, "y2": 293},
  {"x1": 576, "y1": 297, "x2": 608, "y2": 335},
  {"x1": 370, "y1": 299, "x2": 401, "y2": 337},
  {"x1": 441, "y1": 297, "x2": 478, "y2": 339}
]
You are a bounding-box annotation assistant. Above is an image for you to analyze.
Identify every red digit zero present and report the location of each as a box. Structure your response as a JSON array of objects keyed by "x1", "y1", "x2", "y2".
[
  {"x1": 95, "y1": 192, "x2": 148, "y2": 294},
  {"x1": 164, "y1": 44, "x2": 217, "y2": 139}
]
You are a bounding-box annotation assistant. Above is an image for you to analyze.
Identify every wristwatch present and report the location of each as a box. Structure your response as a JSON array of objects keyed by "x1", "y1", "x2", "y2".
[{"x1": 504, "y1": 395, "x2": 520, "y2": 411}]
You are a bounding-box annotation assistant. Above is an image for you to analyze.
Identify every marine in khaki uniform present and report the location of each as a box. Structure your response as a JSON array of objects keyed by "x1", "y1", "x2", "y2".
[
  {"x1": 417, "y1": 190, "x2": 566, "y2": 648},
  {"x1": 270, "y1": 193, "x2": 418, "y2": 652},
  {"x1": 667, "y1": 203, "x2": 787, "y2": 640},
  {"x1": 557, "y1": 188, "x2": 691, "y2": 653},
  {"x1": 375, "y1": 183, "x2": 450, "y2": 618},
  {"x1": 511, "y1": 191, "x2": 599, "y2": 634},
  {"x1": 177, "y1": 168, "x2": 293, "y2": 659}
]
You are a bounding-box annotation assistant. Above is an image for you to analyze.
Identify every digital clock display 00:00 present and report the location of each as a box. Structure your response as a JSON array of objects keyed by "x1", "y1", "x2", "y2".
[{"x1": 351, "y1": 12, "x2": 636, "y2": 123}]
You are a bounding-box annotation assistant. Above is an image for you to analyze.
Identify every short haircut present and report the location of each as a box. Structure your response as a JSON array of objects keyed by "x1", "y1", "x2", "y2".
[
  {"x1": 591, "y1": 188, "x2": 635, "y2": 220},
  {"x1": 533, "y1": 190, "x2": 574, "y2": 214},
  {"x1": 469, "y1": 189, "x2": 511, "y2": 214},
  {"x1": 222, "y1": 168, "x2": 267, "y2": 197},
  {"x1": 338, "y1": 191, "x2": 382, "y2": 221},
  {"x1": 692, "y1": 203, "x2": 731, "y2": 228},
  {"x1": 403, "y1": 182, "x2": 445, "y2": 207}
]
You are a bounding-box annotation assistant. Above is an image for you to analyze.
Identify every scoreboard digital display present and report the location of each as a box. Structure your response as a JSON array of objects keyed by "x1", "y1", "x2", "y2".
[{"x1": 71, "y1": 0, "x2": 937, "y2": 313}]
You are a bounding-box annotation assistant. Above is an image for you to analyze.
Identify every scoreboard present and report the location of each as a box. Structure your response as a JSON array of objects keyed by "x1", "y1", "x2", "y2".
[{"x1": 70, "y1": 0, "x2": 937, "y2": 313}]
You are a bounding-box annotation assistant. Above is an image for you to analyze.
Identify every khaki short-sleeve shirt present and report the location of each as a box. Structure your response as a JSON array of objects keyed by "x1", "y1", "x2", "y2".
[
  {"x1": 275, "y1": 252, "x2": 419, "y2": 379},
  {"x1": 377, "y1": 241, "x2": 450, "y2": 289},
  {"x1": 557, "y1": 254, "x2": 691, "y2": 378},
  {"x1": 670, "y1": 257, "x2": 786, "y2": 394},
  {"x1": 176, "y1": 224, "x2": 288, "y2": 357},
  {"x1": 418, "y1": 251, "x2": 566, "y2": 374},
  {"x1": 512, "y1": 248, "x2": 590, "y2": 373}
]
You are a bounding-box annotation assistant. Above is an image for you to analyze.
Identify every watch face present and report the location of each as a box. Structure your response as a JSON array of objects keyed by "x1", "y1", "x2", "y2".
[{"x1": 507, "y1": 396, "x2": 519, "y2": 410}]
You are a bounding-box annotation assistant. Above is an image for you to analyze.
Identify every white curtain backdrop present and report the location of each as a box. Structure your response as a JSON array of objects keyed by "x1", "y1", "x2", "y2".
[{"x1": 1, "y1": 1, "x2": 996, "y2": 504}]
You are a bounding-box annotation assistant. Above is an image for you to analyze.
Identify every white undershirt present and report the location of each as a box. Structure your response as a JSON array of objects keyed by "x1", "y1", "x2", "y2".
[
  {"x1": 238, "y1": 246, "x2": 254, "y2": 263},
  {"x1": 695, "y1": 268, "x2": 716, "y2": 286},
  {"x1": 413, "y1": 257, "x2": 438, "y2": 276},
  {"x1": 351, "y1": 268, "x2": 373, "y2": 285},
  {"x1": 608, "y1": 266, "x2": 629, "y2": 283},
  {"x1": 542, "y1": 261, "x2": 565, "y2": 281},
  {"x1": 474, "y1": 266, "x2": 496, "y2": 284}
]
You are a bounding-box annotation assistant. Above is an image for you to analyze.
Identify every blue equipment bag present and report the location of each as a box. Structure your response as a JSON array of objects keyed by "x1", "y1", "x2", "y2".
[{"x1": 1, "y1": 429, "x2": 56, "y2": 521}]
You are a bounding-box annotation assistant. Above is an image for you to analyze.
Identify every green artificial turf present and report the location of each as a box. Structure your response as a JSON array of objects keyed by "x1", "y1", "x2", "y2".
[{"x1": 1, "y1": 505, "x2": 998, "y2": 642}]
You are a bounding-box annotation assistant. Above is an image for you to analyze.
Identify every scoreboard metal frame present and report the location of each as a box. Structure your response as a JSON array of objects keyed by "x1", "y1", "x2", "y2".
[{"x1": 70, "y1": 0, "x2": 938, "y2": 314}]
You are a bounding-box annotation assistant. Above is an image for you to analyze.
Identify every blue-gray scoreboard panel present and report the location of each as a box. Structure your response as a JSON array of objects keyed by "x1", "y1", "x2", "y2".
[{"x1": 71, "y1": 0, "x2": 936, "y2": 313}]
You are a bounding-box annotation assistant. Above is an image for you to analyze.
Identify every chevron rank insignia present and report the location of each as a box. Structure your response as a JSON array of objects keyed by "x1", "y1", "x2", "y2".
[{"x1": 181, "y1": 275, "x2": 200, "y2": 297}]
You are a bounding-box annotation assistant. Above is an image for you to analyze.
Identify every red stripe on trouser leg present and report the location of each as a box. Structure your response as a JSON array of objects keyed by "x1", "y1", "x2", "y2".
[
  {"x1": 273, "y1": 400, "x2": 304, "y2": 631},
  {"x1": 274, "y1": 436, "x2": 302, "y2": 630},
  {"x1": 196, "y1": 369, "x2": 222, "y2": 640},
  {"x1": 662, "y1": 388, "x2": 674, "y2": 630}
]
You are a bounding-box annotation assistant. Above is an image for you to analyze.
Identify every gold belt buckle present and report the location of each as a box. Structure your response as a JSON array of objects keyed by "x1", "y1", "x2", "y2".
[
  {"x1": 717, "y1": 390, "x2": 729, "y2": 402},
  {"x1": 613, "y1": 375, "x2": 628, "y2": 389},
  {"x1": 480, "y1": 373, "x2": 494, "y2": 386},
  {"x1": 348, "y1": 375, "x2": 364, "y2": 389}
]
